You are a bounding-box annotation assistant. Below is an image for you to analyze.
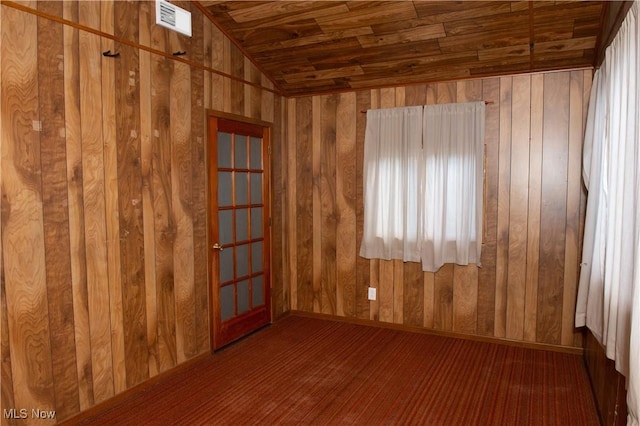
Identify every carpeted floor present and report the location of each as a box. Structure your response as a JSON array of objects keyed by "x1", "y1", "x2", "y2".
[{"x1": 79, "y1": 315, "x2": 600, "y2": 425}]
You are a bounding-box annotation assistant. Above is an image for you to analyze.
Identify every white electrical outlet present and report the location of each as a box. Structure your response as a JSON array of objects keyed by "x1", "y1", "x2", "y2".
[{"x1": 367, "y1": 287, "x2": 377, "y2": 301}]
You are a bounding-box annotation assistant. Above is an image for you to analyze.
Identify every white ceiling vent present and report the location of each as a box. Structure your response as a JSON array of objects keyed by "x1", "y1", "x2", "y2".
[{"x1": 155, "y1": 0, "x2": 192, "y2": 37}]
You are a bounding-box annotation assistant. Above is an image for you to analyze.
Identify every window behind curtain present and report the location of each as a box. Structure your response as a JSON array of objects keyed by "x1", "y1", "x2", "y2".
[{"x1": 359, "y1": 102, "x2": 485, "y2": 273}]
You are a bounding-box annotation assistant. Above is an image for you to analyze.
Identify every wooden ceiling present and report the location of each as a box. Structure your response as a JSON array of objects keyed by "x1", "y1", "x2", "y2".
[{"x1": 199, "y1": 1, "x2": 607, "y2": 96}]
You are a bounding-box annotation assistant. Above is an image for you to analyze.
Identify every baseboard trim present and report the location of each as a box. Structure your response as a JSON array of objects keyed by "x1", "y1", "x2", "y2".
[{"x1": 287, "y1": 310, "x2": 584, "y2": 356}]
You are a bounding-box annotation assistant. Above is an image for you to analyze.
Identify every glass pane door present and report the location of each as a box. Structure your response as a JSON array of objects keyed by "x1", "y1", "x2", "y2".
[{"x1": 209, "y1": 117, "x2": 270, "y2": 350}]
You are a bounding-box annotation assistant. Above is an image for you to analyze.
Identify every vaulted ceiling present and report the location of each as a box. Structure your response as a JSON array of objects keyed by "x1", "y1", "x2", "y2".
[{"x1": 199, "y1": 1, "x2": 618, "y2": 96}]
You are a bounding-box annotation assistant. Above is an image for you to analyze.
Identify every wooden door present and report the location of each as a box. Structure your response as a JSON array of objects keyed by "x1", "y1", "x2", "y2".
[{"x1": 208, "y1": 116, "x2": 271, "y2": 350}]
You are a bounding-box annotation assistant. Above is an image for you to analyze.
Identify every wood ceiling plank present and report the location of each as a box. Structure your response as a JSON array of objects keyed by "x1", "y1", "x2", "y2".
[
  {"x1": 315, "y1": 1, "x2": 418, "y2": 32},
  {"x1": 534, "y1": 36, "x2": 597, "y2": 55},
  {"x1": 253, "y1": 36, "x2": 362, "y2": 64},
  {"x1": 438, "y1": 30, "x2": 530, "y2": 53},
  {"x1": 360, "y1": 51, "x2": 478, "y2": 74},
  {"x1": 283, "y1": 65, "x2": 365, "y2": 84},
  {"x1": 229, "y1": 4, "x2": 351, "y2": 30},
  {"x1": 414, "y1": 1, "x2": 513, "y2": 24},
  {"x1": 357, "y1": 23, "x2": 445, "y2": 48},
  {"x1": 509, "y1": 2, "x2": 530, "y2": 13},
  {"x1": 478, "y1": 44, "x2": 531, "y2": 62},
  {"x1": 346, "y1": 68, "x2": 472, "y2": 89},
  {"x1": 573, "y1": 15, "x2": 603, "y2": 38},
  {"x1": 246, "y1": 27, "x2": 374, "y2": 53},
  {"x1": 443, "y1": 10, "x2": 528, "y2": 36},
  {"x1": 469, "y1": 61, "x2": 532, "y2": 78},
  {"x1": 307, "y1": 39, "x2": 442, "y2": 69},
  {"x1": 233, "y1": 19, "x2": 324, "y2": 45},
  {"x1": 227, "y1": 1, "x2": 341, "y2": 23}
]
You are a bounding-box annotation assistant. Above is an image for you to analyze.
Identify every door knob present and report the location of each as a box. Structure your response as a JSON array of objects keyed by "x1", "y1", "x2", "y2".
[{"x1": 212, "y1": 243, "x2": 224, "y2": 251}]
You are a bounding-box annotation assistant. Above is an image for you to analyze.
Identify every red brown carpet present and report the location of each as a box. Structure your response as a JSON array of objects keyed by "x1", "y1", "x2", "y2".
[{"x1": 79, "y1": 315, "x2": 599, "y2": 425}]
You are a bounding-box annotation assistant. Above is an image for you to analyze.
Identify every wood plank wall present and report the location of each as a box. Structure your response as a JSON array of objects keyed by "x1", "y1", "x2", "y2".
[
  {"x1": 0, "y1": 1, "x2": 283, "y2": 424},
  {"x1": 584, "y1": 330, "x2": 628, "y2": 425},
  {"x1": 284, "y1": 69, "x2": 591, "y2": 349}
]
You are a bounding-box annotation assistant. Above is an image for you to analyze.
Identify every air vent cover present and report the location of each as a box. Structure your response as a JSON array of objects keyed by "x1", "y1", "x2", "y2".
[{"x1": 155, "y1": 0, "x2": 192, "y2": 37}]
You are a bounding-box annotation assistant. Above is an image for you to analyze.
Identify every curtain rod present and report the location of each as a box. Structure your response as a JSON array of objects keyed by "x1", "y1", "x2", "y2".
[{"x1": 360, "y1": 100, "x2": 493, "y2": 113}]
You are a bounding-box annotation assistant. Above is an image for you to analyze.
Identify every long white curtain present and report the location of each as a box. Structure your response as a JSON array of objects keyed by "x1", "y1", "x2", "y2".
[
  {"x1": 421, "y1": 102, "x2": 485, "y2": 271},
  {"x1": 359, "y1": 102, "x2": 485, "y2": 272},
  {"x1": 574, "y1": 2, "x2": 639, "y2": 424},
  {"x1": 360, "y1": 106, "x2": 423, "y2": 262}
]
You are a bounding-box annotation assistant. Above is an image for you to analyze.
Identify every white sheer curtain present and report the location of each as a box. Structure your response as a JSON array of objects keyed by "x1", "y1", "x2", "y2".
[
  {"x1": 574, "y1": 2, "x2": 639, "y2": 424},
  {"x1": 421, "y1": 102, "x2": 485, "y2": 271},
  {"x1": 360, "y1": 106, "x2": 423, "y2": 262},
  {"x1": 359, "y1": 102, "x2": 485, "y2": 272}
]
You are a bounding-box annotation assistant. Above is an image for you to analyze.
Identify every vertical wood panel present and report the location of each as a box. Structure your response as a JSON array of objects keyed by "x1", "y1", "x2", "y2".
[
  {"x1": 434, "y1": 264, "x2": 454, "y2": 331},
  {"x1": 287, "y1": 98, "x2": 298, "y2": 311},
  {"x1": 538, "y1": 72, "x2": 570, "y2": 345},
  {"x1": 202, "y1": 13, "x2": 212, "y2": 112},
  {"x1": 296, "y1": 97, "x2": 314, "y2": 312},
  {"x1": 403, "y1": 262, "x2": 424, "y2": 328},
  {"x1": 81, "y1": 28, "x2": 115, "y2": 403},
  {"x1": 312, "y1": 97, "x2": 322, "y2": 313},
  {"x1": 494, "y1": 77, "x2": 512, "y2": 338},
  {"x1": 452, "y1": 265, "x2": 478, "y2": 334},
  {"x1": 209, "y1": 24, "x2": 224, "y2": 112},
  {"x1": 222, "y1": 37, "x2": 232, "y2": 112},
  {"x1": 171, "y1": 59, "x2": 195, "y2": 362},
  {"x1": 150, "y1": 47, "x2": 177, "y2": 373},
  {"x1": 393, "y1": 259, "x2": 404, "y2": 324},
  {"x1": 244, "y1": 59, "x2": 262, "y2": 119},
  {"x1": 63, "y1": 4, "x2": 95, "y2": 409},
  {"x1": 261, "y1": 75, "x2": 275, "y2": 123},
  {"x1": 336, "y1": 92, "x2": 357, "y2": 318},
  {"x1": 355, "y1": 90, "x2": 371, "y2": 320},
  {"x1": 423, "y1": 271, "x2": 434, "y2": 329},
  {"x1": 378, "y1": 260, "x2": 394, "y2": 323},
  {"x1": 506, "y1": 75, "x2": 531, "y2": 341},
  {"x1": 138, "y1": 4, "x2": 158, "y2": 378},
  {"x1": 477, "y1": 78, "x2": 499, "y2": 336},
  {"x1": 114, "y1": 0, "x2": 149, "y2": 387},
  {"x1": 229, "y1": 44, "x2": 244, "y2": 115},
  {"x1": 271, "y1": 96, "x2": 286, "y2": 318},
  {"x1": 37, "y1": 3, "x2": 80, "y2": 418},
  {"x1": 1, "y1": 5, "x2": 56, "y2": 416},
  {"x1": 320, "y1": 94, "x2": 337, "y2": 316},
  {"x1": 190, "y1": 11, "x2": 208, "y2": 354},
  {"x1": 1, "y1": 4, "x2": 14, "y2": 419},
  {"x1": 99, "y1": 0, "x2": 127, "y2": 397},
  {"x1": 524, "y1": 74, "x2": 544, "y2": 342}
]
